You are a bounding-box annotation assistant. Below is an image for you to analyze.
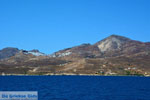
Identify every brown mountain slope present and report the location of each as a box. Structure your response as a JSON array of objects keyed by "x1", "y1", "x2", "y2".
[{"x1": 0, "y1": 35, "x2": 150, "y2": 76}]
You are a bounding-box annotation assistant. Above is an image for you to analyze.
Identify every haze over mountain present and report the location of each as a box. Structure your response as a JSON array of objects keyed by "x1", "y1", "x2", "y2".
[{"x1": 0, "y1": 35, "x2": 150, "y2": 76}]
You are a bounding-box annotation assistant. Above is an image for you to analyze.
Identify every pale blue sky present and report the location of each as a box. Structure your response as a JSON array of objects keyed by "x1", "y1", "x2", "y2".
[{"x1": 0, "y1": 0, "x2": 149, "y2": 54}]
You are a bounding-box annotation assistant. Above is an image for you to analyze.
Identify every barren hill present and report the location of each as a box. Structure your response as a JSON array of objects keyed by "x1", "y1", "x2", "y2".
[{"x1": 0, "y1": 35, "x2": 150, "y2": 76}]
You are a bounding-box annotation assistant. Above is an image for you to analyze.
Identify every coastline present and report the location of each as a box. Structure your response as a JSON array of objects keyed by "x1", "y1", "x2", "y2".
[{"x1": 0, "y1": 74, "x2": 149, "y2": 77}]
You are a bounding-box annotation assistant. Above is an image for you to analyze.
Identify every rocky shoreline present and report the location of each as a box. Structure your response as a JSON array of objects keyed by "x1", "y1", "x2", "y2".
[{"x1": 1, "y1": 73, "x2": 149, "y2": 77}]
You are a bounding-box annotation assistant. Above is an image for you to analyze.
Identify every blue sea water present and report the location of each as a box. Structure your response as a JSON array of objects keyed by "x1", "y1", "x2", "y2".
[{"x1": 0, "y1": 76, "x2": 150, "y2": 100}]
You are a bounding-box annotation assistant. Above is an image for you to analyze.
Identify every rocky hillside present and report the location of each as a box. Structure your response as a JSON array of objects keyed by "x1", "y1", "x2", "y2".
[
  {"x1": 0, "y1": 35, "x2": 150, "y2": 76},
  {"x1": 0, "y1": 47, "x2": 19, "y2": 60}
]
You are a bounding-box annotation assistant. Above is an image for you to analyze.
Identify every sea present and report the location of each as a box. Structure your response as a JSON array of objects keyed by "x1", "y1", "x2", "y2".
[{"x1": 0, "y1": 76, "x2": 150, "y2": 100}]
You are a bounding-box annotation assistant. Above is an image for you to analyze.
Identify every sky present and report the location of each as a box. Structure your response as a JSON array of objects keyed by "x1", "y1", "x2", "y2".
[{"x1": 0, "y1": 0, "x2": 149, "y2": 54}]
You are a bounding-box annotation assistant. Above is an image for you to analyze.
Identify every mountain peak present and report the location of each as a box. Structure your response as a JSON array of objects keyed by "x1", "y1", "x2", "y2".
[
  {"x1": 107, "y1": 34, "x2": 130, "y2": 41},
  {"x1": 95, "y1": 35, "x2": 131, "y2": 52},
  {"x1": 109, "y1": 34, "x2": 121, "y2": 37}
]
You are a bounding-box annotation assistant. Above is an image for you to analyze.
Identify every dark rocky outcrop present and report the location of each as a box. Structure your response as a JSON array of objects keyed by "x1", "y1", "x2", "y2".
[{"x1": 0, "y1": 47, "x2": 19, "y2": 60}]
